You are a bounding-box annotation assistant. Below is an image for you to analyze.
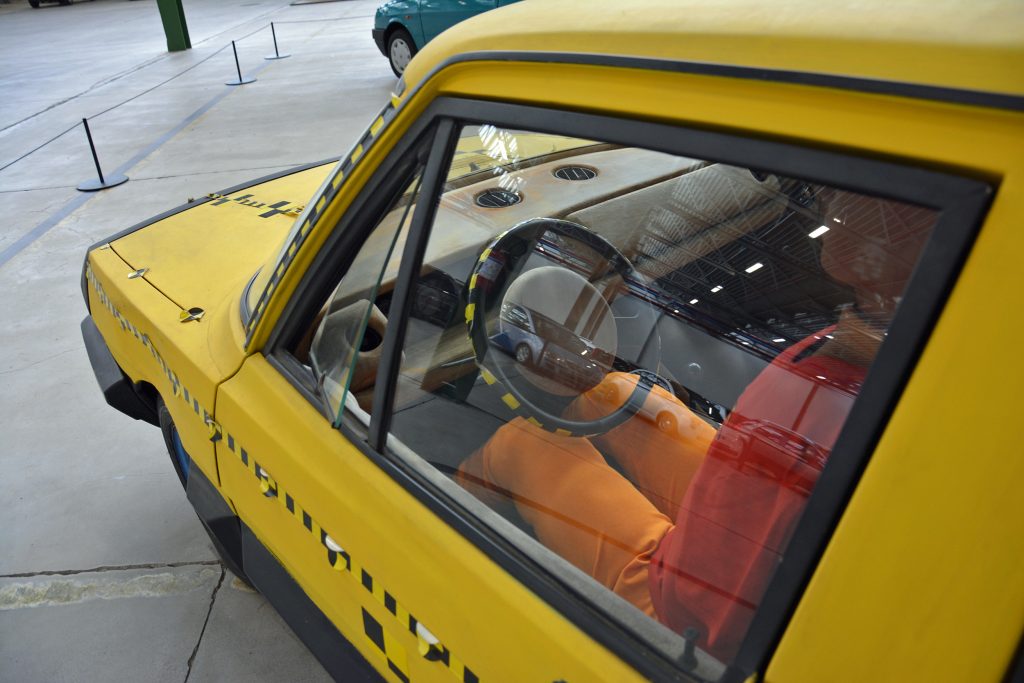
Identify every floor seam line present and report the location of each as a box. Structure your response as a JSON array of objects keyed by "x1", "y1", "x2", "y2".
[
  {"x1": 184, "y1": 566, "x2": 225, "y2": 683},
  {"x1": 0, "y1": 560, "x2": 222, "y2": 579}
]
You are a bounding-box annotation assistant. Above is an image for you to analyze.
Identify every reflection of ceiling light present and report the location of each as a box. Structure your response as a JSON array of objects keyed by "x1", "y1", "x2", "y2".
[
  {"x1": 825, "y1": 334, "x2": 834, "y2": 339},
  {"x1": 773, "y1": 338, "x2": 785, "y2": 343},
  {"x1": 808, "y1": 225, "x2": 830, "y2": 238},
  {"x1": 689, "y1": 298, "x2": 698, "y2": 304},
  {"x1": 745, "y1": 262, "x2": 764, "y2": 273},
  {"x1": 816, "y1": 375, "x2": 827, "y2": 381},
  {"x1": 673, "y1": 308, "x2": 679, "y2": 313},
  {"x1": 710, "y1": 285, "x2": 723, "y2": 293},
  {"x1": 833, "y1": 217, "x2": 842, "y2": 223}
]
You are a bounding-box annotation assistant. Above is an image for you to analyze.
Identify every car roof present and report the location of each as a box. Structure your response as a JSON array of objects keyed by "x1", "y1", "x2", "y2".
[{"x1": 403, "y1": 0, "x2": 1024, "y2": 103}]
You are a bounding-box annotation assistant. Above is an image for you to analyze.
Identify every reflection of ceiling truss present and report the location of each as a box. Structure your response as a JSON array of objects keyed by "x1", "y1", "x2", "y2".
[{"x1": 631, "y1": 168, "x2": 858, "y2": 346}]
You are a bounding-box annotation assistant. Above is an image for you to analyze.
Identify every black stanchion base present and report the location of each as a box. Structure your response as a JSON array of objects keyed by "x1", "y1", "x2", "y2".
[
  {"x1": 265, "y1": 53, "x2": 291, "y2": 60},
  {"x1": 226, "y1": 77, "x2": 257, "y2": 86},
  {"x1": 77, "y1": 174, "x2": 129, "y2": 192}
]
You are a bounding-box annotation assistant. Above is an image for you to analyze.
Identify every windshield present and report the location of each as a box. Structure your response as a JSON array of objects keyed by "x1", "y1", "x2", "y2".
[{"x1": 448, "y1": 126, "x2": 599, "y2": 182}]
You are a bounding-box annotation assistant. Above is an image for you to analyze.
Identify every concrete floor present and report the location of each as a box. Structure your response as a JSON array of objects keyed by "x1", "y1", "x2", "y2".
[{"x1": 0, "y1": 0, "x2": 393, "y2": 680}]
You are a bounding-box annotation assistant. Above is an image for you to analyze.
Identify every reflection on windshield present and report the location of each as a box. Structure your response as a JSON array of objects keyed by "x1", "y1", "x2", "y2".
[{"x1": 448, "y1": 126, "x2": 600, "y2": 182}]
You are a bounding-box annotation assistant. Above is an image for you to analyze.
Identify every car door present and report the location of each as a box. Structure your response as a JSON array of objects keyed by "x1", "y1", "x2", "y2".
[
  {"x1": 418, "y1": 0, "x2": 497, "y2": 44},
  {"x1": 369, "y1": 103, "x2": 991, "y2": 683},
  {"x1": 214, "y1": 91, "x2": 991, "y2": 682}
]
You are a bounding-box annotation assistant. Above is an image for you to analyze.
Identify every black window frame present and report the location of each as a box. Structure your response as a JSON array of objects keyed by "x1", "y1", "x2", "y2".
[{"x1": 264, "y1": 95, "x2": 992, "y2": 682}]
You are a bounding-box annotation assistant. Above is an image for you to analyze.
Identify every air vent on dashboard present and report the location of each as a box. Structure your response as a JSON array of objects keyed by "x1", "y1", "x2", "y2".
[
  {"x1": 553, "y1": 165, "x2": 598, "y2": 181},
  {"x1": 474, "y1": 188, "x2": 522, "y2": 208}
]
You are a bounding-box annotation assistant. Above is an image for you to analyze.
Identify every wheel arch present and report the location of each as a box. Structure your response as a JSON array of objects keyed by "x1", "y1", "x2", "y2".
[
  {"x1": 134, "y1": 380, "x2": 160, "y2": 414},
  {"x1": 384, "y1": 19, "x2": 419, "y2": 51}
]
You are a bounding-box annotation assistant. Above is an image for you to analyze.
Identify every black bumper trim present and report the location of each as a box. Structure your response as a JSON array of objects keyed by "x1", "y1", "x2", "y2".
[
  {"x1": 81, "y1": 317, "x2": 158, "y2": 426},
  {"x1": 186, "y1": 466, "x2": 378, "y2": 679},
  {"x1": 372, "y1": 28, "x2": 387, "y2": 56},
  {"x1": 187, "y1": 464, "x2": 248, "y2": 581},
  {"x1": 242, "y1": 524, "x2": 382, "y2": 682}
]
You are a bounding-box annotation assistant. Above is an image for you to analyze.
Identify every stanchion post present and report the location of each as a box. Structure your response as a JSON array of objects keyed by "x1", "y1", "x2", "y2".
[
  {"x1": 77, "y1": 118, "x2": 129, "y2": 192},
  {"x1": 265, "y1": 22, "x2": 291, "y2": 60},
  {"x1": 84, "y1": 118, "x2": 105, "y2": 186},
  {"x1": 226, "y1": 40, "x2": 256, "y2": 86}
]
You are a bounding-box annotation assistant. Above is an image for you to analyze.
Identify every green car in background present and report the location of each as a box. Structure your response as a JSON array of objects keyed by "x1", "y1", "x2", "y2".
[{"x1": 373, "y1": 0, "x2": 523, "y2": 76}]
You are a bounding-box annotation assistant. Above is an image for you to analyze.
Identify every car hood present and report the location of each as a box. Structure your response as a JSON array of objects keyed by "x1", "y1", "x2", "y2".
[{"x1": 109, "y1": 162, "x2": 335, "y2": 313}]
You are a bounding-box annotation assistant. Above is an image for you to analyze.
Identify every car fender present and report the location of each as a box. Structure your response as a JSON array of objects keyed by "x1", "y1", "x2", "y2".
[{"x1": 380, "y1": 1, "x2": 425, "y2": 47}]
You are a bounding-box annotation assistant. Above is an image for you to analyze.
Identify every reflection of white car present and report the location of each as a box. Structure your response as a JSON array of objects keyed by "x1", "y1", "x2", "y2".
[
  {"x1": 492, "y1": 302, "x2": 613, "y2": 392},
  {"x1": 492, "y1": 302, "x2": 542, "y2": 365}
]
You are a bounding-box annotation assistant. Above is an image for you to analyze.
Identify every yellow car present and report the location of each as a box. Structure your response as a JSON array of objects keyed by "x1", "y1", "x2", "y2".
[{"x1": 80, "y1": 1, "x2": 1023, "y2": 681}]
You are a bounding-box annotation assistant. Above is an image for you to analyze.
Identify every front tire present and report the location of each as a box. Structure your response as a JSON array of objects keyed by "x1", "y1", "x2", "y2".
[
  {"x1": 157, "y1": 397, "x2": 190, "y2": 488},
  {"x1": 386, "y1": 27, "x2": 416, "y2": 77}
]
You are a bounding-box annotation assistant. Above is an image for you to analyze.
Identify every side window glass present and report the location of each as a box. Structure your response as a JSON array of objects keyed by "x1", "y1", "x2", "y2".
[
  {"x1": 295, "y1": 169, "x2": 423, "y2": 425},
  {"x1": 388, "y1": 124, "x2": 939, "y2": 675}
]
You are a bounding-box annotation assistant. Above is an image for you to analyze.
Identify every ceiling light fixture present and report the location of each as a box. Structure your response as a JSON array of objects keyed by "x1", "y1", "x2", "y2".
[{"x1": 808, "y1": 225, "x2": 830, "y2": 239}]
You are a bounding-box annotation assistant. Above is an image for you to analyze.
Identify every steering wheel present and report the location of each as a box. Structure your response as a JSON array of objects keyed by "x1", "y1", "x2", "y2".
[{"x1": 464, "y1": 218, "x2": 660, "y2": 437}]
